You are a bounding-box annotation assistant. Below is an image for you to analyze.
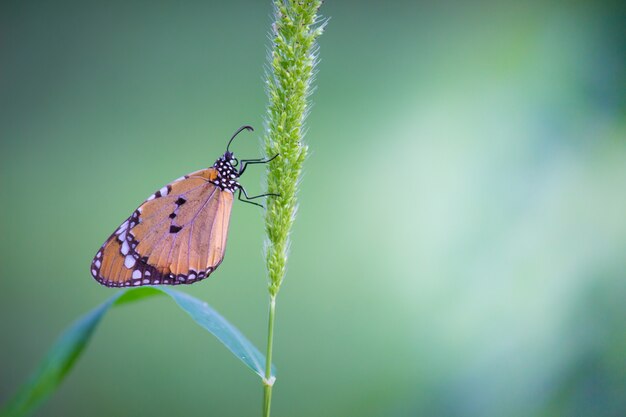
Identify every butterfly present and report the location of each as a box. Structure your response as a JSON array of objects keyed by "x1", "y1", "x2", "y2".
[{"x1": 90, "y1": 126, "x2": 277, "y2": 287}]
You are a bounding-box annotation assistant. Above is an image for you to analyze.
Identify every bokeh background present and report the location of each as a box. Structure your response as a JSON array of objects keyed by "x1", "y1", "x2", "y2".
[{"x1": 1, "y1": 1, "x2": 625, "y2": 416}]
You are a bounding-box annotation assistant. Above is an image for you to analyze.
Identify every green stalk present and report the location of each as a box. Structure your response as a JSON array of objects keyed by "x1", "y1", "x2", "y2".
[
  {"x1": 262, "y1": 1, "x2": 324, "y2": 416},
  {"x1": 262, "y1": 295, "x2": 276, "y2": 416}
]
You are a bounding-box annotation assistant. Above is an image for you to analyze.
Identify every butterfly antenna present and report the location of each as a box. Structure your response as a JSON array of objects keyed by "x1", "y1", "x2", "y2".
[{"x1": 226, "y1": 125, "x2": 254, "y2": 153}]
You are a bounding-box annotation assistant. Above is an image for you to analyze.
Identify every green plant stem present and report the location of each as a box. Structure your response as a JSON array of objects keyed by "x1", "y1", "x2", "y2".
[
  {"x1": 262, "y1": 295, "x2": 276, "y2": 417},
  {"x1": 261, "y1": 0, "x2": 324, "y2": 415}
]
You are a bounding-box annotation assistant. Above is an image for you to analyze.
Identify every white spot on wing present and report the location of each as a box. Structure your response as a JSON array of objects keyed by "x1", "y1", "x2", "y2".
[
  {"x1": 117, "y1": 221, "x2": 128, "y2": 234},
  {"x1": 95, "y1": 260, "x2": 101, "y2": 268},
  {"x1": 124, "y1": 255, "x2": 136, "y2": 268},
  {"x1": 160, "y1": 186, "x2": 169, "y2": 196},
  {"x1": 121, "y1": 241, "x2": 130, "y2": 255},
  {"x1": 132, "y1": 270, "x2": 141, "y2": 279},
  {"x1": 147, "y1": 194, "x2": 156, "y2": 201}
]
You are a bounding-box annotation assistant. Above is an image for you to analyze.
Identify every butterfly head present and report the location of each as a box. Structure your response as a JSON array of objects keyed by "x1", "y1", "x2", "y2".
[
  {"x1": 223, "y1": 151, "x2": 239, "y2": 167},
  {"x1": 210, "y1": 125, "x2": 254, "y2": 192}
]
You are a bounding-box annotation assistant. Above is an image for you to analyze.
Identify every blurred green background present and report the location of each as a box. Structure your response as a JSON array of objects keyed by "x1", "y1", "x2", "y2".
[{"x1": 1, "y1": 1, "x2": 625, "y2": 416}]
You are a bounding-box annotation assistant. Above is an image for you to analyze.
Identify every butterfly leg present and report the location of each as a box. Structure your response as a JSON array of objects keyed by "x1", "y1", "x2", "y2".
[
  {"x1": 238, "y1": 186, "x2": 280, "y2": 208},
  {"x1": 237, "y1": 154, "x2": 279, "y2": 176}
]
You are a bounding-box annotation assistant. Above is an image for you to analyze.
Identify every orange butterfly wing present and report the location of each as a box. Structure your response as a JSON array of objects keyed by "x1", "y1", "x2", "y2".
[{"x1": 90, "y1": 168, "x2": 234, "y2": 287}]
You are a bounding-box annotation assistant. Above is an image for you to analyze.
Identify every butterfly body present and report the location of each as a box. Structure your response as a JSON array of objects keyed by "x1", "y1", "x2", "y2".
[{"x1": 90, "y1": 126, "x2": 275, "y2": 288}]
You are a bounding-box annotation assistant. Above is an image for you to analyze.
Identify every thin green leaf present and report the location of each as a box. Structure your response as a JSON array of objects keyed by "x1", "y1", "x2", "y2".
[
  {"x1": 1, "y1": 287, "x2": 271, "y2": 417},
  {"x1": 160, "y1": 288, "x2": 273, "y2": 378}
]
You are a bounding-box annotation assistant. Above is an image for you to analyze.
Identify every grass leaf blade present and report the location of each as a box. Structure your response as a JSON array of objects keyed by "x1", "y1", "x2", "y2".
[
  {"x1": 1, "y1": 290, "x2": 123, "y2": 417},
  {"x1": 0, "y1": 287, "x2": 270, "y2": 417},
  {"x1": 160, "y1": 288, "x2": 272, "y2": 378}
]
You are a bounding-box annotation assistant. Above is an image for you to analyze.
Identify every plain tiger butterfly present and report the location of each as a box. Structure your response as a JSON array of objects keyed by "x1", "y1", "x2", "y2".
[{"x1": 90, "y1": 126, "x2": 277, "y2": 287}]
